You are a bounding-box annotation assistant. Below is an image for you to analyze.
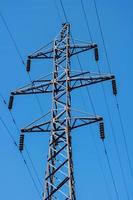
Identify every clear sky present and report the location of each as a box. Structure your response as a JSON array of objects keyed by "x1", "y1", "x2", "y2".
[{"x1": 0, "y1": 0, "x2": 133, "y2": 200}]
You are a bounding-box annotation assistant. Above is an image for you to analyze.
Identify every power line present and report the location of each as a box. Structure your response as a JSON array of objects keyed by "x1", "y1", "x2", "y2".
[
  {"x1": 20, "y1": 153, "x2": 42, "y2": 200},
  {"x1": 59, "y1": 0, "x2": 68, "y2": 22},
  {"x1": 0, "y1": 9, "x2": 54, "y2": 199},
  {"x1": 0, "y1": 93, "x2": 43, "y2": 192},
  {"x1": 75, "y1": 53, "x2": 119, "y2": 200},
  {"x1": 25, "y1": 147, "x2": 44, "y2": 190},
  {"x1": 100, "y1": 80, "x2": 130, "y2": 200},
  {"x1": 0, "y1": 11, "x2": 44, "y2": 116},
  {"x1": 0, "y1": 114, "x2": 42, "y2": 200},
  {"x1": 79, "y1": 1, "x2": 131, "y2": 199},
  {"x1": 0, "y1": 10, "x2": 47, "y2": 193},
  {"x1": 73, "y1": 54, "x2": 113, "y2": 200},
  {"x1": 80, "y1": 0, "x2": 93, "y2": 42},
  {"x1": 92, "y1": 0, "x2": 133, "y2": 184},
  {"x1": 54, "y1": 0, "x2": 62, "y2": 22},
  {"x1": 89, "y1": 127, "x2": 112, "y2": 200},
  {"x1": 0, "y1": 11, "x2": 25, "y2": 65},
  {"x1": 0, "y1": 11, "x2": 45, "y2": 189},
  {"x1": 76, "y1": 53, "x2": 120, "y2": 200},
  {"x1": 115, "y1": 96, "x2": 133, "y2": 179},
  {"x1": 72, "y1": 52, "x2": 113, "y2": 199},
  {"x1": 0, "y1": 115, "x2": 17, "y2": 147},
  {"x1": 70, "y1": 7, "x2": 120, "y2": 199},
  {"x1": 103, "y1": 141, "x2": 120, "y2": 200},
  {"x1": 93, "y1": 0, "x2": 111, "y2": 74}
]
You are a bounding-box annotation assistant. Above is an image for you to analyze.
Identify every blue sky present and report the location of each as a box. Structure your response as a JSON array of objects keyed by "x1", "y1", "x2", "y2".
[{"x1": 0, "y1": 0, "x2": 133, "y2": 199}]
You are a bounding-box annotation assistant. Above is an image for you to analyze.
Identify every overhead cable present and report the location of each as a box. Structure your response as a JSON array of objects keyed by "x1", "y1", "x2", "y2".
[
  {"x1": 0, "y1": 11, "x2": 44, "y2": 116},
  {"x1": 0, "y1": 93, "x2": 43, "y2": 193},
  {"x1": 80, "y1": 1, "x2": 131, "y2": 199},
  {"x1": 59, "y1": 0, "x2": 68, "y2": 22},
  {"x1": 93, "y1": 0, "x2": 133, "y2": 184},
  {"x1": 0, "y1": 114, "x2": 42, "y2": 200},
  {"x1": 103, "y1": 141, "x2": 120, "y2": 200}
]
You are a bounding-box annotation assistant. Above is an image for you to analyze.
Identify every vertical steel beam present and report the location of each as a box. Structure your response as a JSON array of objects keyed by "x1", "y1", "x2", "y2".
[{"x1": 43, "y1": 23, "x2": 76, "y2": 200}]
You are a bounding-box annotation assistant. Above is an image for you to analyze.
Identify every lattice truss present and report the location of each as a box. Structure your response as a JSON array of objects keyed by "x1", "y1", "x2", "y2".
[{"x1": 9, "y1": 23, "x2": 117, "y2": 200}]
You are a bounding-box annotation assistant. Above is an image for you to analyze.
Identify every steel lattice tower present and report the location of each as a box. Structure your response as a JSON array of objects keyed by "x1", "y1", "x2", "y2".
[{"x1": 9, "y1": 23, "x2": 117, "y2": 200}]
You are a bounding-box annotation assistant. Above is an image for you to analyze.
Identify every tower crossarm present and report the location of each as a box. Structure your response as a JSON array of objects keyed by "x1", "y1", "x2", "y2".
[
  {"x1": 70, "y1": 43, "x2": 97, "y2": 56},
  {"x1": 20, "y1": 114, "x2": 102, "y2": 133},
  {"x1": 71, "y1": 116, "x2": 103, "y2": 130},
  {"x1": 9, "y1": 72, "x2": 115, "y2": 97},
  {"x1": 26, "y1": 42, "x2": 97, "y2": 71},
  {"x1": 29, "y1": 48, "x2": 54, "y2": 59},
  {"x1": 28, "y1": 44, "x2": 97, "y2": 60},
  {"x1": 70, "y1": 72, "x2": 115, "y2": 90},
  {"x1": 11, "y1": 80, "x2": 52, "y2": 95},
  {"x1": 21, "y1": 111, "x2": 51, "y2": 133},
  {"x1": 21, "y1": 120, "x2": 51, "y2": 133}
]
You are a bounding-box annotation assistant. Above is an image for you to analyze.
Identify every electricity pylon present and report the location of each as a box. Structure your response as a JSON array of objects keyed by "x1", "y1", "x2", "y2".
[{"x1": 9, "y1": 23, "x2": 117, "y2": 200}]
